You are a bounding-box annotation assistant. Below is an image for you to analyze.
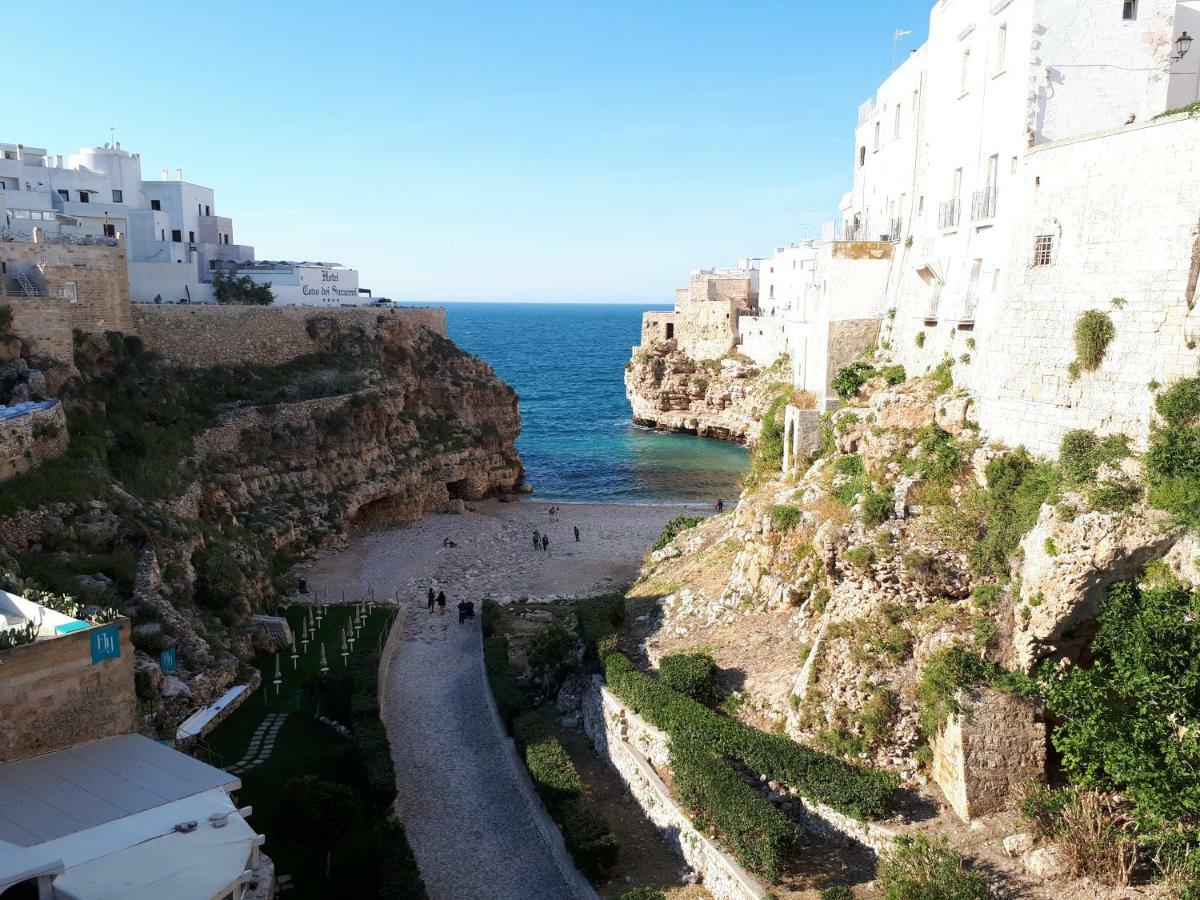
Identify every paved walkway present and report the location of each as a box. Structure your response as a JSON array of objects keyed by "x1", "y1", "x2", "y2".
[
  {"x1": 382, "y1": 609, "x2": 582, "y2": 900},
  {"x1": 225, "y1": 712, "x2": 287, "y2": 776}
]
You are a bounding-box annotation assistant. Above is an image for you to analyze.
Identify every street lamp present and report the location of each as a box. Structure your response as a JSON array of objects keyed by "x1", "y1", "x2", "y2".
[{"x1": 1174, "y1": 31, "x2": 1193, "y2": 61}]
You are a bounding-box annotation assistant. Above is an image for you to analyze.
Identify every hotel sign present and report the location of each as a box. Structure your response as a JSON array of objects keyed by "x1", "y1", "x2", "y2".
[
  {"x1": 90, "y1": 625, "x2": 121, "y2": 664},
  {"x1": 300, "y1": 267, "x2": 359, "y2": 301}
]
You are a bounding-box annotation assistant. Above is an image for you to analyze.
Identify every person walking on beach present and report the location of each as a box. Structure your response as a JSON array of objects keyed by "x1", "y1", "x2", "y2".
[
  {"x1": 716, "y1": 498, "x2": 724, "y2": 513},
  {"x1": 574, "y1": 525, "x2": 580, "y2": 542},
  {"x1": 533, "y1": 529, "x2": 540, "y2": 551},
  {"x1": 541, "y1": 534, "x2": 549, "y2": 552},
  {"x1": 436, "y1": 591, "x2": 447, "y2": 615},
  {"x1": 457, "y1": 600, "x2": 469, "y2": 624},
  {"x1": 427, "y1": 587, "x2": 435, "y2": 613}
]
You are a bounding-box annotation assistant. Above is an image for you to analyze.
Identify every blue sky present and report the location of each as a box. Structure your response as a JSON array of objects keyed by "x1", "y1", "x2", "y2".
[{"x1": 8, "y1": 1, "x2": 931, "y2": 302}]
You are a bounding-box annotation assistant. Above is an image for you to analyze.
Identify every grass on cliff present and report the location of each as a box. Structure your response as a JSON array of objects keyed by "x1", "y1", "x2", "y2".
[{"x1": 0, "y1": 342, "x2": 371, "y2": 515}]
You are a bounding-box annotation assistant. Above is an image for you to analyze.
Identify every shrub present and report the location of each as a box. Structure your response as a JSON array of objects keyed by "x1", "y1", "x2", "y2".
[
  {"x1": 619, "y1": 890, "x2": 666, "y2": 900},
  {"x1": 876, "y1": 834, "x2": 991, "y2": 900},
  {"x1": 971, "y1": 583, "x2": 1003, "y2": 609},
  {"x1": 1020, "y1": 785, "x2": 1136, "y2": 885},
  {"x1": 659, "y1": 652, "x2": 717, "y2": 705},
  {"x1": 1157, "y1": 378, "x2": 1200, "y2": 426},
  {"x1": 820, "y1": 888, "x2": 854, "y2": 900},
  {"x1": 0, "y1": 304, "x2": 12, "y2": 333},
  {"x1": 575, "y1": 593, "x2": 624, "y2": 662},
  {"x1": 769, "y1": 504, "x2": 802, "y2": 532},
  {"x1": 526, "y1": 625, "x2": 576, "y2": 683},
  {"x1": 1073, "y1": 310, "x2": 1115, "y2": 372},
  {"x1": 861, "y1": 488, "x2": 894, "y2": 526},
  {"x1": 1041, "y1": 580, "x2": 1200, "y2": 823},
  {"x1": 652, "y1": 514, "x2": 703, "y2": 551},
  {"x1": 483, "y1": 636, "x2": 530, "y2": 726},
  {"x1": 1059, "y1": 430, "x2": 1128, "y2": 484},
  {"x1": 844, "y1": 546, "x2": 876, "y2": 570},
  {"x1": 513, "y1": 712, "x2": 620, "y2": 875},
  {"x1": 835, "y1": 476, "x2": 872, "y2": 507},
  {"x1": 834, "y1": 454, "x2": 865, "y2": 476},
  {"x1": 832, "y1": 361, "x2": 875, "y2": 400},
  {"x1": 915, "y1": 331, "x2": 926, "y2": 348},
  {"x1": 914, "y1": 426, "x2": 962, "y2": 484},
  {"x1": 930, "y1": 360, "x2": 954, "y2": 393},
  {"x1": 881, "y1": 364, "x2": 907, "y2": 385},
  {"x1": 212, "y1": 269, "x2": 275, "y2": 305},
  {"x1": 1087, "y1": 476, "x2": 1142, "y2": 512},
  {"x1": 916, "y1": 644, "x2": 999, "y2": 736},
  {"x1": 749, "y1": 397, "x2": 788, "y2": 482},
  {"x1": 376, "y1": 817, "x2": 428, "y2": 899},
  {"x1": 971, "y1": 450, "x2": 1061, "y2": 576}
]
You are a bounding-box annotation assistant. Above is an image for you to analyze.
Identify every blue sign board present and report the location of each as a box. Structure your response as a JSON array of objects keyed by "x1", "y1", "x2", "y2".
[
  {"x1": 90, "y1": 625, "x2": 121, "y2": 664},
  {"x1": 159, "y1": 647, "x2": 177, "y2": 673}
]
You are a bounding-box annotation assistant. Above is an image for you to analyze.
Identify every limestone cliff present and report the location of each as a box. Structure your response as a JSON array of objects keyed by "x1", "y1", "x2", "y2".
[
  {"x1": 625, "y1": 364, "x2": 1192, "y2": 897},
  {"x1": 624, "y1": 341, "x2": 793, "y2": 443},
  {"x1": 0, "y1": 317, "x2": 522, "y2": 729}
]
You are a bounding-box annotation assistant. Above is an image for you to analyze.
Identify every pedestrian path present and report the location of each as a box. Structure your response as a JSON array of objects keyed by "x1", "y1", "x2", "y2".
[
  {"x1": 225, "y1": 712, "x2": 287, "y2": 776},
  {"x1": 383, "y1": 610, "x2": 585, "y2": 900}
]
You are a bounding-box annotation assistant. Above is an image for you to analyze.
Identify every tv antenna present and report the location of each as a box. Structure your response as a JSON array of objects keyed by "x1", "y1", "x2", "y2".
[{"x1": 893, "y1": 29, "x2": 913, "y2": 70}]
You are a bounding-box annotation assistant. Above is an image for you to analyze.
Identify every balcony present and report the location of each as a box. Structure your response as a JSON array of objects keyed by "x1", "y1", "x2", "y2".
[
  {"x1": 885, "y1": 218, "x2": 903, "y2": 242},
  {"x1": 958, "y1": 290, "x2": 979, "y2": 327},
  {"x1": 938, "y1": 199, "x2": 960, "y2": 231},
  {"x1": 970, "y1": 187, "x2": 998, "y2": 222}
]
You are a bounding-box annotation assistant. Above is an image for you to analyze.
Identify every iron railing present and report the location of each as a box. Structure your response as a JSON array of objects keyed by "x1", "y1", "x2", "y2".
[
  {"x1": 938, "y1": 199, "x2": 960, "y2": 230},
  {"x1": 971, "y1": 187, "x2": 998, "y2": 221}
]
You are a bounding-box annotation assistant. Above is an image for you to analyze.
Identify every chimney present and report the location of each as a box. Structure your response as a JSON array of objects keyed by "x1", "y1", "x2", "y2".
[
  {"x1": 176, "y1": 168, "x2": 183, "y2": 182},
  {"x1": 161, "y1": 168, "x2": 168, "y2": 180}
]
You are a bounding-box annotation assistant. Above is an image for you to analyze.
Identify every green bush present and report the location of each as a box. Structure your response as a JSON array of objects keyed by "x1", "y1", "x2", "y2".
[
  {"x1": 1087, "y1": 477, "x2": 1142, "y2": 512},
  {"x1": 526, "y1": 625, "x2": 576, "y2": 683},
  {"x1": 877, "y1": 834, "x2": 991, "y2": 900},
  {"x1": 971, "y1": 450, "x2": 1061, "y2": 576},
  {"x1": 834, "y1": 454, "x2": 865, "y2": 476},
  {"x1": 916, "y1": 645, "x2": 996, "y2": 736},
  {"x1": 749, "y1": 396, "x2": 788, "y2": 482},
  {"x1": 769, "y1": 504, "x2": 802, "y2": 532},
  {"x1": 1041, "y1": 580, "x2": 1200, "y2": 823},
  {"x1": 618, "y1": 889, "x2": 666, "y2": 900},
  {"x1": 376, "y1": 817, "x2": 428, "y2": 899},
  {"x1": 1147, "y1": 381, "x2": 1200, "y2": 528},
  {"x1": 1059, "y1": 430, "x2": 1128, "y2": 484},
  {"x1": 575, "y1": 593, "x2": 625, "y2": 662},
  {"x1": 844, "y1": 546, "x2": 876, "y2": 570},
  {"x1": 483, "y1": 637, "x2": 530, "y2": 726},
  {"x1": 915, "y1": 331, "x2": 926, "y2": 349},
  {"x1": 880, "y1": 364, "x2": 907, "y2": 386},
  {"x1": 820, "y1": 887, "x2": 854, "y2": 900},
  {"x1": 659, "y1": 652, "x2": 717, "y2": 705},
  {"x1": 832, "y1": 361, "x2": 875, "y2": 400},
  {"x1": 1156, "y1": 378, "x2": 1200, "y2": 426},
  {"x1": 603, "y1": 649, "x2": 897, "y2": 824},
  {"x1": 652, "y1": 514, "x2": 704, "y2": 551},
  {"x1": 861, "y1": 489, "x2": 894, "y2": 526},
  {"x1": 1073, "y1": 310, "x2": 1116, "y2": 372},
  {"x1": 914, "y1": 426, "x2": 962, "y2": 484},
  {"x1": 513, "y1": 712, "x2": 620, "y2": 875}
]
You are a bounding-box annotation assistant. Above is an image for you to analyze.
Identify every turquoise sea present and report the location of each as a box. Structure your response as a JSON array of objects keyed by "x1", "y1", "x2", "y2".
[{"x1": 435, "y1": 302, "x2": 748, "y2": 505}]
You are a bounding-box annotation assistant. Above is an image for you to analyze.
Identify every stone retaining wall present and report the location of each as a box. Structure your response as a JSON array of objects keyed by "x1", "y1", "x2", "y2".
[
  {"x1": 0, "y1": 401, "x2": 68, "y2": 481},
  {"x1": 131, "y1": 304, "x2": 447, "y2": 367},
  {"x1": 583, "y1": 679, "x2": 769, "y2": 900}
]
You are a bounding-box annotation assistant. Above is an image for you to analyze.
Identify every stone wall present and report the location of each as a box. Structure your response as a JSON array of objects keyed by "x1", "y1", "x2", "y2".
[
  {"x1": 0, "y1": 618, "x2": 138, "y2": 763},
  {"x1": 582, "y1": 680, "x2": 769, "y2": 900},
  {"x1": 0, "y1": 401, "x2": 68, "y2": 481},
  {"x1": 132, "y1": 304, "x2": 447, "y2": 367},
  {"x1": 931, "y1": 687, "x2": 1046, "y2": 822},
  {"x1": 6, "y1": 297, "x2": 73, "y2": 364},
  {"x1": 738, "y1": 314, "x2": 792, "y2": 367}
]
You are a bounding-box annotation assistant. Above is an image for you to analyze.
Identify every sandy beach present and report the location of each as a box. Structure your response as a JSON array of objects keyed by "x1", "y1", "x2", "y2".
[{"x1": 302, "y1": 498, "x2": 691, "y2": 607}]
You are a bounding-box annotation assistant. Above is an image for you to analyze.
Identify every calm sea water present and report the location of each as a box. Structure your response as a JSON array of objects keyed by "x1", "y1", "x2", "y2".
[{"x1": 431, "y1": 302, "x2": 748, "y2": 505}]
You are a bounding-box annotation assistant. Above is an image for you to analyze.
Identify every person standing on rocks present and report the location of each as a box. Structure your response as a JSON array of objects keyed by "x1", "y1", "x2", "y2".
[
  {"x1": 427, "y1": 587, "x2": 436, "y2": 613},
  {"x1": 541, "y1": 534, "x2": 549, "y2": 552},
  {"x1": 436, "y1": 591, "x2": 447, "y2": 615},
  {"x1": 573, "y1": 525, "x2": 580, "y2": 542}
]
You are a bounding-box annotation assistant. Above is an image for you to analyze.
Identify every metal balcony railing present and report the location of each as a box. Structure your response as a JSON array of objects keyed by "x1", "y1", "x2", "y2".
[
  {"x1": 971, "y1": 186, "x2": 998, "y2": 221},
  {"x1": 885, "y1": 218, "x2": 903, "y2": 242},
  {"x1": 938, "y1": 199, "x2": 960, "y2": 230}
]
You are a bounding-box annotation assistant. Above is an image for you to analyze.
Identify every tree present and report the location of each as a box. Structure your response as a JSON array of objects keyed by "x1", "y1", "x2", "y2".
[
  {"x1": 281, "y1": 775, "x2": 359, "y2": 877},
  {"x1": 212, "y1": 269, "x2": 274, "y2": 305},
  {"x1": 1042, "y1": 580, "x2": 1200, "y2": 824}
]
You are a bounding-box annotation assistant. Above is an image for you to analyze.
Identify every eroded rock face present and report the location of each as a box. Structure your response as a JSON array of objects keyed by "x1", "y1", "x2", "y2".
[
  {"x1": 624, "y1": 343, "x2": 785, "y2": 443},
  {"x1": 1014, "y1": 499, "x2": 1179, "y2": 670}
]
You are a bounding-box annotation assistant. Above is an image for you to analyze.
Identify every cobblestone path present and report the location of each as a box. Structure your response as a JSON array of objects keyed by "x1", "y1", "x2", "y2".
[
  {"x1": 225, "y1": 712, "x2": 287, "y2": 776},
  {"x1": 382, "y1": 609, "x2": 583, "y2": 900}
]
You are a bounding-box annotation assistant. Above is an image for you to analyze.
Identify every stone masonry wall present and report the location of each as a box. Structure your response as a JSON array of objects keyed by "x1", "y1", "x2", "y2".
[
  {"x1": 131, "y1": 304, "x2": 447, "y2": 367},
  {"x1": 931, "y1": 687, "x2": 1046, "y2": 822},
  {"x1": 1, "y1": 236, "x2": 133, "y2": 336},
  {"x1": 6, "y1": 297, "x2": 72, "y2": 364},
  {"x1": 0, "y1": 618, "x2": 138, "y2": 763},
  {"x1": 0, "y1": 402, "x2": 68, "y2": 481}
]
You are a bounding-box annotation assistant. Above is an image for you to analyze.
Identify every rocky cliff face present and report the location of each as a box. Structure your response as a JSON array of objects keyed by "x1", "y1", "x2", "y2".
[
  {"x1": 0, "y1": 318, "x2": 522, "y2": 729},
  {"x1": 624, "y1": 340, "x2": 791, "y2": 443}
]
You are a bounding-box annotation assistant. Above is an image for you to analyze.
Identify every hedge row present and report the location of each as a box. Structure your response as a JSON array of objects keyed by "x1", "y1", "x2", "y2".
[
  {"x1": 603, "y1": 650, "x2": 897, "y2": 821},
  {"x1": 349, "y1": 650, "x2": 399, "y2": 808},
  {"x1": 659, "y1": 652, "x2": 717, "y2": 706},
  {"x1": 512, "y1": 712, "x2": 620, "y2": 876}
]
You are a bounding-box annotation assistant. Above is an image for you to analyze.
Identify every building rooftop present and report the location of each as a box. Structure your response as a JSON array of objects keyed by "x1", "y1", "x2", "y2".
[
  {"x1": 0, "y1": 733, "x2": 239, "y2": 848},
  {"x1": 0, "y1": 589, "x2": 86, "y2": 641}
]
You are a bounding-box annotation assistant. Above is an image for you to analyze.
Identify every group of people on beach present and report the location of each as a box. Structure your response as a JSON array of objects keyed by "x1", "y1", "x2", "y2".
[
  {"x1": 427, "y1": 586, "x2": 475, "y2": 624},
  {"x1": 532, "y1": 505, "x2": 581, "y2": 552}
]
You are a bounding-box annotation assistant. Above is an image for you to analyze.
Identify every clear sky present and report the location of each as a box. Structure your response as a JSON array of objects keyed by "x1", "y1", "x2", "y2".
[{"x1": 8, "y1": 1, "x2": 931, "y2": 302}]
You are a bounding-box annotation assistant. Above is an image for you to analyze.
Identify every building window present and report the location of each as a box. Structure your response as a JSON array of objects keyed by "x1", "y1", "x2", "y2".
[
  {"x1": 960, "y1": 49, "x2": 971, "y2": 94},
  {"x1": 918, "y1": 195, "x2": 925, "y2": 214},
  {"x1": 995, "y1": 24, "x2": 1007, "y2": 72},
  {"x1": 78, "y1": 191, "x2": 90, "y2": 203},
  {"x1": 894, "y1": 103, "x2": 902, "y2": 137},
  {"x1": 858, "y1": 146, "x2": 866, "y2": 167},
  {"x1": 188, "y1": 231, "x2": 195, "y2": 243},
  {"x1": 205, "y1": 205, "x2": 211, "y2": 216},
  {"x1": 874, "y1": 120, "x2": 881, "y2": 150},
  {"x1": 160, "y1": 229, "x2": 166, "y2": 241},
  {"x1": 171, "y1": 229, "x2": 182, "y2": 242},
  {"x1": 57, "y1": 189, "x2": 69, "y2": 201},
  {"x1": 150, "y1": 199, "x2": 161, "y2": 211},
  {"x1": 112, "y1": 189, "x2": 123, "y2": 203},
  {"x1": 1123, "y1": 0, "x2": 1137, "y2": 19},
  {"x1": 666, "y1": 322, "x2": 675, "y2": 339},
  {"x1": 103, "y1": 223, "x2": 116, "y2": 237},
  {"x1": 1033, "y1": 234, "x2": 1054, "y2": 266}
]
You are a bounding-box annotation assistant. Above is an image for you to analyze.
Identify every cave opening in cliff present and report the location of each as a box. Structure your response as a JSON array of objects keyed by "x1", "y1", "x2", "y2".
[
  {"x1": 665, "y1": 322, "x2": 674, "y2": 339},
  {"x1": 446, "y1": 478, "x2": 470, "y2": 500}
]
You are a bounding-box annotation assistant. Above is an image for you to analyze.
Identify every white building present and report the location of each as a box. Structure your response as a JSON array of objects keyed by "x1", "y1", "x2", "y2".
[
  {"x1": 236, "y1": 261, "x2": 366, "y2": 307},
  {"x1": 0, "y1": 140, "x2": 366, "y2": 307},
  {"x1": 779, "y1": 0, "x2": 1200, "y2": 463}
]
